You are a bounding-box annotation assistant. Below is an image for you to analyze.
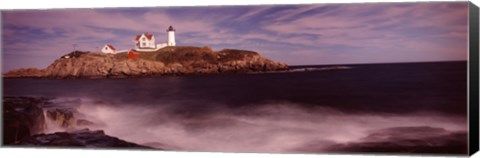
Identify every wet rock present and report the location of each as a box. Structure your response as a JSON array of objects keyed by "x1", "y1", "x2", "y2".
[
  {"x1": 76, "y1": 119, "x2": 95, "y2": 126},
  {"x1": 3, "y1": 96, "x2": 49, "y2": 145},
  {"x1": 18, "y1": 128, "x2": 152, "y2": 149},
  {"x1": 320, "y1": 127, "x2": 468, "y2": 154},
  {"x1": 3, "y1": 96, "x2": 158, "y2": 149},
  {"x1": 46, "y1": 109, "x2": 76, "y2": 128}
]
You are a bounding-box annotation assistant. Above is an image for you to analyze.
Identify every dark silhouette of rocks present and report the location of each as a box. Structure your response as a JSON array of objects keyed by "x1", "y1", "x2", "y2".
[
  {"x1": 293, "y1": 126, "x2": 467, "y2": 155},
  {"x1": 18, "y1": 128, "x2": 150, "y2": 149},
  {"x1": 3, "y1": 97, "x2": 49, "y2": 144},
  {"x1": 46, "y1": 109, "x2": 76, "y2": 128},
  {"x1": 3, "y1": 96, "x2": 153, "y2": 149}
]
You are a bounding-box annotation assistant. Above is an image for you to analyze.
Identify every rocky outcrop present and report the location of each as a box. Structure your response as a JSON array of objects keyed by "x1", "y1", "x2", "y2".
[
  {"x1": 3, "y1": 97, "x2": 49, "y2": 144},
  {"x1": 4, "y1": 46, "x2": 289, "y2": 79},
  {"x1": 3, "y1": 68, "x2": 45, "y2": 78},
  {"x1": 3, "y1": 96, "x2": 153, "y2": 149},
  {"x1": 46, "y1": 108, "x2": 76, "y2": 128},
  {"x1": 18, "y1": 129, "x2": 151, "y2": 149},
  {"x1": 321, "y1": 127, "x2": 468, "y2": 154},
  {"x1": 76, "y1": 119, "x2": 96, "y2": 126},
  {"x1": 44, "y1": 53, "x2": 115, "y2": 78}
]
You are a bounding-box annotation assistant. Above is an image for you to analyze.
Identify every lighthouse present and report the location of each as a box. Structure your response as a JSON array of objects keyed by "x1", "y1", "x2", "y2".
[
  {"x1": 167, "y1": 25, "x2": 176, "y2": 46},
  {"x1": 111, "y1": 26, "x2": 176, "y2": 52}
]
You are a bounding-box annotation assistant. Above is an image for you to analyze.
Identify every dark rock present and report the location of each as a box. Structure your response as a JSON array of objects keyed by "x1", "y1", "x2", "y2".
[
  {"x1": 46, "y1": 108, "x2": 76, "y2": 128},
  {"x1": 76, "y1": 119, "x2": 95, "y2": 126},
  {"x1": 18, "y1": 128, "x2": 152, "y2": 149},
  {"x1": 321, "y1": 127, "x2": 468, "y2": 154},
  {"x1": 3, "y1": 96, "x2": 49, "y2": 145},
  {"x1": 3, "y1": 96, "x2": 157, "y2": 149}
]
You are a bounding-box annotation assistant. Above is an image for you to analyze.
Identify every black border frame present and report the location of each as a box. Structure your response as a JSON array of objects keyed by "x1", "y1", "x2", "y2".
[{"x1": 469, "y1": 1, "x2": 479, "y2": 156}]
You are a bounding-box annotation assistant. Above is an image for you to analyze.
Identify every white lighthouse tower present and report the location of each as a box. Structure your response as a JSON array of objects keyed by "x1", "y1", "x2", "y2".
[{"x1": 167, "y1": 25, "x2": 176, "y2": 46}]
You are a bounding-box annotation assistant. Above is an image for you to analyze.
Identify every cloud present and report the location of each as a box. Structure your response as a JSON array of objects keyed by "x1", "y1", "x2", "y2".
[
  {"x1": 142, "y1": 10, "x2": 219, "y2": 33},
  {"x1": 233, "y1": 6, "x2": 274, "y2": 21},
  {"x1": 263, "y1": 3, "x2": 468, "y2": 52},
  {"x1": 266, "y1": 4, "x2": 326, "y2": 22},
  {"x1": 2, "y1": 2, "x2": 469, "y2": 71}
]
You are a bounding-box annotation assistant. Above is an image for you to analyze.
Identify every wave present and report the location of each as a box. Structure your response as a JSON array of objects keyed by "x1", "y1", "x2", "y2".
[
  {"x1": 263, "y1": 66, "x2": 353, "y2": 74},
  {"x1": 40, "y1": 97, "x2": 467, "y2": 153}
]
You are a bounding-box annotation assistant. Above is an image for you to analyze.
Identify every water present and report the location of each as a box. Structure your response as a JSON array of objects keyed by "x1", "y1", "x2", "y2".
[{"x1": 3, "y1": 61, "x2": 468, "y2": 154}]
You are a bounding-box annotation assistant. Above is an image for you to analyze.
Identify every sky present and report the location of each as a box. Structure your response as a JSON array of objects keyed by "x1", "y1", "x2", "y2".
[{"x1": 1, "y1": 2, "x2": 469, "y2": 72}]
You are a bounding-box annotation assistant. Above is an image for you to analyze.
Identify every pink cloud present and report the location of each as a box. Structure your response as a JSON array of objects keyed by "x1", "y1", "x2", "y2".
[{"x1": 262, "y1": 3, "x2": 467, "y2": 59}]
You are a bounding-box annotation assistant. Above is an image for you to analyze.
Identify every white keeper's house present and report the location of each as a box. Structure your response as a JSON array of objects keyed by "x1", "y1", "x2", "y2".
[{"x1": 134, "y1": 33, "x2": 156, "y2": 49}]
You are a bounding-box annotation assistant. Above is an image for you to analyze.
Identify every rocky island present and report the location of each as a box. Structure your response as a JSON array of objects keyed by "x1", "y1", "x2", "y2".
[{"x1": 4, "y1": 46, "x2": 288, "y2": 79}]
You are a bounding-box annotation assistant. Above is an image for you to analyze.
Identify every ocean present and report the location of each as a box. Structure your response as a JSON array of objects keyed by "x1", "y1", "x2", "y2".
[{"x1": 3, "y1": 61, "x2": 468, "y2": 154}]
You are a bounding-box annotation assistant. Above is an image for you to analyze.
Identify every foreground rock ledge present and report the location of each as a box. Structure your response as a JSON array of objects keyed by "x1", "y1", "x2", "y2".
[
  {"x1": 3, "y1": 96, "x2": 151, "y2": 149},
  {"x1": 19, "y1": 128, "x2": 151, "y2": 149},
  {"x1": 3, "y1": 97, "x2": 48, "y2": 144},
  {"x1": 4, "y1": 46, "x2": 289, "y2": 79}
]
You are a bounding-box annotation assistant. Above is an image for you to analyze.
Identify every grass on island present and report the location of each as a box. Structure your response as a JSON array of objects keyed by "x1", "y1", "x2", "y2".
[{"x1": 111, "y1": 46, "x2": 260, "y2": 64}]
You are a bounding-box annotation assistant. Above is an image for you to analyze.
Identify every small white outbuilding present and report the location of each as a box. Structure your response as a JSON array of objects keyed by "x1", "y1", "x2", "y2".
[{"x1": 101, "y1": 44, "x2": 116, "y2": 54}]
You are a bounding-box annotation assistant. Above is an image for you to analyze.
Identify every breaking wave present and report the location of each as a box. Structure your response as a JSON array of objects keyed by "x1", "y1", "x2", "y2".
[{"x1": 43, "y1": 97, "x2": 467, "y2": 153}]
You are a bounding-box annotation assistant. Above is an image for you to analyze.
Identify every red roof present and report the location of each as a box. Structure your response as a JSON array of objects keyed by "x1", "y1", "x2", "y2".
[
  {"x1": 134, "y1": 33, "x2": 154, "y2": 41},
  {"x1": 106, "y1": 44, "x2": 116, "y2": 50}
]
